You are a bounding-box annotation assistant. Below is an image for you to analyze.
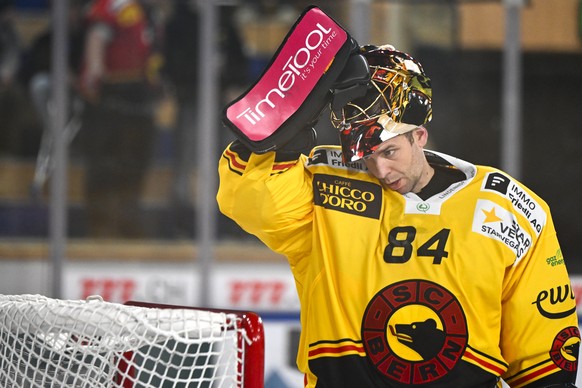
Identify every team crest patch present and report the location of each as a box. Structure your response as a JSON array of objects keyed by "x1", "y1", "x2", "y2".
[
  {"x1": 361, "y1": 280, "x2": 468, "y2": 384},
  {"x1": 550, "y1": 326, "x2": 580, "y2": 373}
]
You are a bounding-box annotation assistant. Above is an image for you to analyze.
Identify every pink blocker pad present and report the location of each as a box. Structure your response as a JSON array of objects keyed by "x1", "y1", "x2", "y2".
[{"x1": 225, "y1": 7, "x2": 348, "y2": 142}]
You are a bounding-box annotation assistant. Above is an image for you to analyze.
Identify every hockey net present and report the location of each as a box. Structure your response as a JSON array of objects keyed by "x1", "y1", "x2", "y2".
[{"x1": 0, "y1": 294, "x2": 264, "y2": 387}]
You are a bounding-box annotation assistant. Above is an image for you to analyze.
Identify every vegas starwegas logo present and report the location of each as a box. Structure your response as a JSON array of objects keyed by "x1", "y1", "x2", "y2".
[{"x1": 472, "y1": 199, "x2": 532, "y2": 261}]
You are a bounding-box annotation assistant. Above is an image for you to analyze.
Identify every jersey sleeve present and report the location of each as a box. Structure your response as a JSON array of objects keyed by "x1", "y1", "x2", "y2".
[
  {"x1": 217, "y1": 141, "x2": 314, "y2": 262},
  {"x1": 500, "y1": 202, "x2": 579, "y2": 387}
]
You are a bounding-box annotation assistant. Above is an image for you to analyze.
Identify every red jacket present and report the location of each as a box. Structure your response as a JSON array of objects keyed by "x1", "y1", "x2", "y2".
[{"x1": 85, "y1": 0, "x2": 152, "y2": 82}]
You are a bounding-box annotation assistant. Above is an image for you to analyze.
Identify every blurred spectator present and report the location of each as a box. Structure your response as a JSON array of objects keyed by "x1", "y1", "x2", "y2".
[
  {"x1": 162, "y1": 1, "x2": 249, "y2": 236},
  {"x1": 77, "y1": 0, "x2": 163, "y2": 238},
  {"x1": 20, "y1": 0, "x2": 88, "y2": 195},
  {"x1": 20, "y1": 1, "x2": 86, "y2": 87},
  {"x1": 0, "y1": 0, "x2": 26, "y2": 155},
  {"x1": 0, "y1": 0, "x2": 18, "y2": 88}
]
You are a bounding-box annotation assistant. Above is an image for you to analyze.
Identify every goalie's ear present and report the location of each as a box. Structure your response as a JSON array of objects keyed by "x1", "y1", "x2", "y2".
[{"x1": 222, "y1": 6, "x2": 363, "y2": 154}]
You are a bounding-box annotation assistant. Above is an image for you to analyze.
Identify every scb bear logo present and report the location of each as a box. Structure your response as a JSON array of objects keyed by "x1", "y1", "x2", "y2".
[
  {"x1": 550, "y1": 326, "x2": 580, "y2": 373},
  {"x1": 390, "y1": 318, "x2": 446, "y2": 360},
  {"x1": 361, "y1": 280, "x2": 468, "y2": 385}
]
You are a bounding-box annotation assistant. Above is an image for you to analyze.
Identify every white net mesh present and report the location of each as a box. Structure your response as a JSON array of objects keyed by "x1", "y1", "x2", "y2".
[{"x1": 0, "y1": 295, "x2": 246, "y2": 388}]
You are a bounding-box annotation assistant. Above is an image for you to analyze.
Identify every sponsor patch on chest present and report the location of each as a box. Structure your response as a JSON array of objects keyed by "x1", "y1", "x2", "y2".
[
  {"x1": 481, "y1": 172, "x2": 546, "y2": 235},
  {"x1": 472, "y1": 199, "x2": 532, "y2": 262},
  {"x1": 313, "y1": 174, "x2": 382, "y2": 219}
]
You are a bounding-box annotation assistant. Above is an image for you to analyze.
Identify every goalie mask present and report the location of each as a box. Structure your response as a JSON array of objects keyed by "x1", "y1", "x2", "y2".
[{"x1": 331, "y1": 45, "x2": 432, "y2": 162}]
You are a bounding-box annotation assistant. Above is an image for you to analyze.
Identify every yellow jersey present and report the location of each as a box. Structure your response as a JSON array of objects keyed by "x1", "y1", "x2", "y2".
[{"x1": 217, "y1": 142, "x2": 579, "y2": 387}]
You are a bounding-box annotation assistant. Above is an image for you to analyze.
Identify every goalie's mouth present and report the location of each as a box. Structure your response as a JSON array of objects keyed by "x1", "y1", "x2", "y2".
[{"x1": 389, "y1": 325, "x2": 412, "y2": 342}]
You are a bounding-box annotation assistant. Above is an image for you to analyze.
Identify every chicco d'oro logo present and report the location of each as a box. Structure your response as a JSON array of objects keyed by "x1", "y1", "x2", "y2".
[
  {"x1": 313, "y1": 174, "x2": 382, "y2": 219},
  {"x1": 361, "y1": 280, "x2": 468, "y2": 385},
  {"x1": 550, "y1": 326, "x2": 580, "y2": 372}
]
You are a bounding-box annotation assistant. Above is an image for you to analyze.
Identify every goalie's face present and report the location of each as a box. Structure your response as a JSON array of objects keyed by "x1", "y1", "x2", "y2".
[
  {"x1": 363, "y1": 127, "x2": 433, "y2": 195},
  {"x1": 332, "y1": 46, "x2": 432, "y2": 163}
]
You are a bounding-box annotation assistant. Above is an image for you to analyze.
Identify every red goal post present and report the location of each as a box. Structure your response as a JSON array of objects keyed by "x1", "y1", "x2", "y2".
[
  {"x1": 125, "y1": 300, "x2": 265, "y2": 388},
  {"x1": 0, "y1": 294, "x2": 265, "y2": 388}
]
